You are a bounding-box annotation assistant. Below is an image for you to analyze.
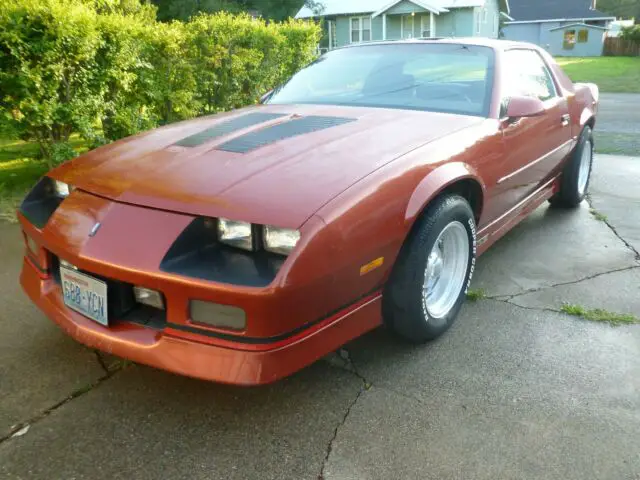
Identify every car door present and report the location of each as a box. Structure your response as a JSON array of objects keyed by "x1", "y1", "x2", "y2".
[{"x1": 494, "y1": 49, "x2": 573, "y2": 215}]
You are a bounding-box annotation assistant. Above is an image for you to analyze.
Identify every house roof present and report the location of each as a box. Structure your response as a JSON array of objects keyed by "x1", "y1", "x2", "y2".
[
  {"x1": 295, "y1": 0, "x2": 498, "y2": 18},
  {"x1": 548, "y1": 22, "x2": 608, "y2": 31},
  {"x1": 506, "y1": 0, "x2": 615, "y2": 23},
  {"x1": 372, "y1": 0, "x2": 449, "y2": 17}
]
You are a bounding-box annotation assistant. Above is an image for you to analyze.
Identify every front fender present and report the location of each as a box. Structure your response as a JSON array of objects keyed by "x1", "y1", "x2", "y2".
[
  {"x1": 575, "y1": 82, "x2": 599, "y2": 129},
  {"x1": 405, "y1": 162, "x2": 486, "y2": 223}
]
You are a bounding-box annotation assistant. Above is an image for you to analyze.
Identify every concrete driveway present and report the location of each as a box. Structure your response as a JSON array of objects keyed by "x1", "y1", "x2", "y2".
[{"x1": 1, "y1": 154, "x2": 639, "y2": 480}]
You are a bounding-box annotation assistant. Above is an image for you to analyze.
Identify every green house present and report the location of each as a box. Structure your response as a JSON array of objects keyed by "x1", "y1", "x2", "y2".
[{"x1": 296, "y1": 0, "x2": 512, "y2": 51}]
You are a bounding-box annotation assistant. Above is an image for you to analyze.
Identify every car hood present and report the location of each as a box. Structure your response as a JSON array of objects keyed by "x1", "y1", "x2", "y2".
[{"x1": 52, "y1": 104, "x2": 483, "y2": 228}]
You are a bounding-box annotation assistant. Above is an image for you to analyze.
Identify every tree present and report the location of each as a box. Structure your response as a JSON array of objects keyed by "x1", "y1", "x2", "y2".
[
  {"x1": 597, "y1": 0, "x2": 640, "y2": 21},
  {"x1": 151, "y1": 0, "x2": 325, "y2": 21}
]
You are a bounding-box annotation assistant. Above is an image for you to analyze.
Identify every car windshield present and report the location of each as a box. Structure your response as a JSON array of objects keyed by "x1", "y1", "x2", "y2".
[{"x1": 267, "y1": 43, "x2": 495, "y2": 117}]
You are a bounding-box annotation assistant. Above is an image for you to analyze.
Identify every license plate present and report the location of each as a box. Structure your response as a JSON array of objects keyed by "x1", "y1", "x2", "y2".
[{"x1": 60, "y1": 267, "x2": 108, "y2": 326}]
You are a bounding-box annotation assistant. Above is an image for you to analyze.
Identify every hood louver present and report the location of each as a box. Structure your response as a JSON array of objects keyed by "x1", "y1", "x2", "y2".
[
  {"x1": 216, "y1": 116, "x2": 356, "y2": 154},
  {"x1": 175, "y1": 112, "x2": 287, "y2": 148}
]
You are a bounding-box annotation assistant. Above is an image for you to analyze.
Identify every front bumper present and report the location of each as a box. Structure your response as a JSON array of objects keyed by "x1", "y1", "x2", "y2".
[{"x1": 21, "y1": 256, "x2": 382, "y2": 385}]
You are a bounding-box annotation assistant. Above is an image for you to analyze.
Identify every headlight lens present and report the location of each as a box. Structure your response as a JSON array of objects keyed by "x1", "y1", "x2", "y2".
[
  {"x1": 217, "y1": 218, "x2": 253, "y2": 251},
  {"x1": 263, "y1": 226, "x2": 300, "y2": 255},
  {"x1": 53, "y1": 180, "x2": 73, "y2": 198}
]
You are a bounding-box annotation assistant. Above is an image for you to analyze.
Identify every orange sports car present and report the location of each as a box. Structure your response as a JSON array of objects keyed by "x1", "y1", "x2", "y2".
[{"x1": 19, "y1": 39, "x2": 599, "y2": 385}]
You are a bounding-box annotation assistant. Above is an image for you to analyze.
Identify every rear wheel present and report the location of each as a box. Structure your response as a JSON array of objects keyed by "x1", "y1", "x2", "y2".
[
  {"x1": 383, "y1": 195, "x2": 476, "y2": 343},
  {"x1": 550, "y1": 126, "x2": 593, "y2": 208}
]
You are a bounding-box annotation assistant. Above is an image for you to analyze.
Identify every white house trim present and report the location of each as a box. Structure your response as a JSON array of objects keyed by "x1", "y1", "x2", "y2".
[
  {"x1": 500, "y1": 11, "x2": 514, "y2": 21},
  {"x1": 372, "y1": 0, "x2": 448, "y2": 18},
  {"x1": 548, "y1": 22, "x2": 608, "y2": 31},
  {"x1": 505, "y1": 17, "x2": 615, "y2": 24},
  {"x1": 382, "y1": 14, "x2": 387, "y2": 39}
]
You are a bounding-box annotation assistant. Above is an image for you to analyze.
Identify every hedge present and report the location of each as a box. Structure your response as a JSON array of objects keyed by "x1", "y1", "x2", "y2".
[
  {"x1": 0, "y1": 0, "x2": 321, "y2": 166},
  {"x1": 621, "y1": 25, "x2": 640, "y2": 44}
]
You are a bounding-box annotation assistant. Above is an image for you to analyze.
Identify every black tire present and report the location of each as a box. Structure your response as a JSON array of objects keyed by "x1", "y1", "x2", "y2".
[
  {"x1": 549, "y1": 126, "x2": 594, "y2": 208},
  {"x1": 383, "y1": 195, "x2": 477, "y2": 344}
]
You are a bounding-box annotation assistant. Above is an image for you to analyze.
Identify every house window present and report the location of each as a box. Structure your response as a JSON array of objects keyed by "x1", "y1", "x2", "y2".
[
  {"x1": 563, "y1": 30, "x2": 576, "y2": 50},
  {"x1": 578, "y1": 29, "x2": 589, "y2": 43},
  {"x1": 350, "y1": 17, "x2": 371, "y2": 43},
  {"x1": 420, "y1": 15, "x2": 431, "y2": 38}
]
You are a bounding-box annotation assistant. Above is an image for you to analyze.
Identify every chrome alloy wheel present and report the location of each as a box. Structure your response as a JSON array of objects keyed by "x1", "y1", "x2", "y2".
[
  {"x1": 422, "y1": 221, "x2": 470, "y2": 319},
  {"x1": 577, "y1": 139, "x2": 592, "y2": 197}
]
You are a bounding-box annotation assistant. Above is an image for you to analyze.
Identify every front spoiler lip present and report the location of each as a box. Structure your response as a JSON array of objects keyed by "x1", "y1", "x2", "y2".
[
  {"x1": 165, "y1": 286, "x2": 381, "y2": 346},
  {"x1": 21, "y1": 257, "x2": 382, "y2": 385}
]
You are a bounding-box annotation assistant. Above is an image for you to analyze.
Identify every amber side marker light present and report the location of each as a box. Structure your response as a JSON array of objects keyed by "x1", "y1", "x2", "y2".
[{"x1": 360, "y1": 257, "x2": 384, "y2": 276}]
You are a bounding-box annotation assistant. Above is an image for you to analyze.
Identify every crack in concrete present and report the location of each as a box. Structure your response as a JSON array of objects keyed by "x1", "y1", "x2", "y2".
[
  {"x1": 0, "y1": 358, "x2": 126, "y2": 446},
  {"x1": 587, "y1": 194, "x2": 640, "y2": 261},
  {"x1": 94, "y1": 350, "x2": 111, "y2": 374},
  {"x1": 319, "y1": 349, "x2": 371, "y2": 480},
  {"x1": 489, "y1": 265, "x2": 640, "y2": 302},
  {"x1": 487, "y1": 296, "x2": 561, "y2": 315}
]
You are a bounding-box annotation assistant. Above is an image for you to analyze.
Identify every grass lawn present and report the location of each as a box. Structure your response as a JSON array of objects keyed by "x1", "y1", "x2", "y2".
[
  {"x1": 0, "y1": 136, "x2": 89, "y2": 223},
  {"x1": 556, "y1": 56, "x2": 640, "y2": 93}
]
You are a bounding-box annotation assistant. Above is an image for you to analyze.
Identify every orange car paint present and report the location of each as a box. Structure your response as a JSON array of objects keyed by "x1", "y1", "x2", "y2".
[{"x1": 19, "y1": 39, "x2": 598, "y2": 385}]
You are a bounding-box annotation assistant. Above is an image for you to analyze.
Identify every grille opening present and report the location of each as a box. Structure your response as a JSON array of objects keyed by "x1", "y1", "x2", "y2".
[{"x1": 51, "y1": 255, "x2": 167, "y2": 330}]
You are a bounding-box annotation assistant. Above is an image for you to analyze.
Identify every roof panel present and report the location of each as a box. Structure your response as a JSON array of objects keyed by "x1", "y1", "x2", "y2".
[
  {"x1": 507, "y1": 0, "x2": 615, "y2": 22},
  {"x1": 295, "y1": 0, "x2": 485, "y2": 18}
]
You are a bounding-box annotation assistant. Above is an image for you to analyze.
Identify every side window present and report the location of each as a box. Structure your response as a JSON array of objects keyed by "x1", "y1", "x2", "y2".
[
  {"x1": 563, "y1": 30, "x2": 576, "y2": 50},
  {"x1": 578, "y1": 29, "x2": 589, "y2": 43},
  {"x1": 502, "y1": 49, "x2": 557, "y2": 115}
]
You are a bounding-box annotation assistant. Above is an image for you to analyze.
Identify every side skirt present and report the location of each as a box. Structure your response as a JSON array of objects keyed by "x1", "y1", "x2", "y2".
[{"x1": 476, "y1": 176, "x2": 560, "y2": 256}]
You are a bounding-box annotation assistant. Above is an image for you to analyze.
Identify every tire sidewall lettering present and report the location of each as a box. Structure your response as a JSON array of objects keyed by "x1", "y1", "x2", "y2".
[
  {"x1": 421, "y1": 213, "x2": 478, "y2": 323},
  {"x1": 465, "y1": 217, "x2": 477, "y2": 295}
]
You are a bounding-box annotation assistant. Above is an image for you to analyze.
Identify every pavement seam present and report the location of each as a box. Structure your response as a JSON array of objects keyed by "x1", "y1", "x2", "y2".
[
  {"x1": 489, "y1": 265, "x2": 640, "y2": 301},
  {"x1": 94, "y1": 350, "x2": 111, "y2": 374},
  {"x1": 587, "y1": 193, "x2": 640, "y2": 261},
  {"x1": 319, "y1": 349, "x2": 371, "y2": 480},
  {"x1": 488, "y1": 297, "x2": 561, "y2": 315},
  {"x1": 0, "y1": 362, "x2": 125, "y2": 445}
]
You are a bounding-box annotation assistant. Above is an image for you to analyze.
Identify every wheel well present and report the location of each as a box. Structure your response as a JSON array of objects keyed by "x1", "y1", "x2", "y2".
[
  {"x1": 433, "y1": 179, "x2": 484, "y2": 224},
  {"x1": 585, "y1": 116, "x2": 596, "y2": 130}
]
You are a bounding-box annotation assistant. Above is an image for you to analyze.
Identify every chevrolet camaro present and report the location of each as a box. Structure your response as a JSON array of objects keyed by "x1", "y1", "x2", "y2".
[{"x1": 18, "y1": 39, "x2": 599, "y2": 385}]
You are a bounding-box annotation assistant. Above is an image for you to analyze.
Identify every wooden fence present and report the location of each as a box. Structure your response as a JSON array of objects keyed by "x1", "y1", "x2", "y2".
[{"x1": 604, "y1": 37, "x2": 640, "y2": 56}]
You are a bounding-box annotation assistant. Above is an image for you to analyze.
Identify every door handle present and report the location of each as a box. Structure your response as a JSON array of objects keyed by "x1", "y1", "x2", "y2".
[{"x1": 561, "y1": 114, "x2": 570, "y2": 127}]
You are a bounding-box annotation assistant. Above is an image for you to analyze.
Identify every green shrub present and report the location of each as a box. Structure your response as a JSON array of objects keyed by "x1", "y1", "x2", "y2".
[
  {"x1": 51, "y1": 142, "x2": 79, "y2": 166},
  {"x1": 187, "y1": 12, "x2": 282, "y2": 113},
  {"x1": 276, "y1": 18, "x2": 323, "y2": 82},
  {"x1": 186, "y1": 13, "x2": 321, "y2": 112},
  {"x1": 0, "y1": 0, "x2": 104, "y2": 167},
  {"x1": 0, "y1": 0, "x2": 322, "y2": 164},
  {"x1": 145, "y1": 20, "x2": 200, "y2": 124},
  {"x1": 620, "y1": 25, "x2": 640, "y2": 44}
]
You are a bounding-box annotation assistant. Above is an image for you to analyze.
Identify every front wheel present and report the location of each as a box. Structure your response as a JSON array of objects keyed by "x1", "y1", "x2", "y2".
[{"x1": 383, "y1": 195, "x2": 477, "y2": 343}]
